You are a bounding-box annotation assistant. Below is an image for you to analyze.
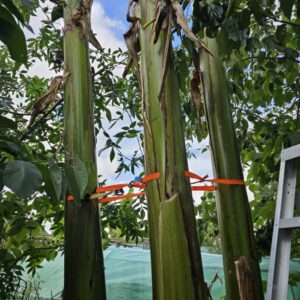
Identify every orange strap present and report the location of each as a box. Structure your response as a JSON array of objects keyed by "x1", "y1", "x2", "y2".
[
  {"x1": 141, "y1": 172, "x2": 160, "y2": 183},
  {"x1": 208, "y1": 178, "x2": 245, "y2": 185},
  {"x1": 185, "y1": 171, "x2": 208, "y2": 182},
  {"x1": 99, "y1": 192, "x2": 145, "y2": 204},
  {"x1": 191, "y1": 186, "x2": 217, "y2": 191},
  {"x1": 185, "y1": 170, "x2": 244, "y2": 190},
  {"x1": 67, "y1": 171, "x2": 244, "y2": 203},
  {"x1": 95, "y1": 183, "x2": 129, "y2": 193}
]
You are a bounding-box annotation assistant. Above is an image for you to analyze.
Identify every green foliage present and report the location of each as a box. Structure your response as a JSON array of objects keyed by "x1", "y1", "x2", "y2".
[
  {"x1": 195, "y1": 193, "x2": 221, "y2": 252},
  {"x1": 3, "y1": 160, "x2": 42, "y2": 197},
  {"x1": 101, "y1": 197, "x2": 148, "y2": 244},
  {"x1": 0, "y1": 0, "x2": 27, "y2": 64}
]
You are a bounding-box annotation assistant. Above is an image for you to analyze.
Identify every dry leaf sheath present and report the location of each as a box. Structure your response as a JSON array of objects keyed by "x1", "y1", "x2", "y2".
[{"x1": 27, "y1": 75, "x2": 63, "y2": 128}]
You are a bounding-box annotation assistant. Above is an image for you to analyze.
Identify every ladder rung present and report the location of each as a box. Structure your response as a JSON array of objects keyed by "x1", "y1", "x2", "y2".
[{"x1": 279, "y1": 217, "x2": 300, "y2": 229}]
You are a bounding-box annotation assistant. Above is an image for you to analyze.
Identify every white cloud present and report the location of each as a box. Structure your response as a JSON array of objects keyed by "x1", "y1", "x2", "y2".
[
  {"x1": 91, "y1": 2, "x2": 126, "y2": 50},
  {"x1": 25, "y1": 2, "x2": 125, "y2": 78}
]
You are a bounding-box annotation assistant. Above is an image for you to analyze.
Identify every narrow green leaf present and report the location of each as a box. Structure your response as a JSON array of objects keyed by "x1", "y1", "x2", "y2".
[
  {"x1": 110, "y1": 148, "x2": 115, "y2": 162},
  {"x1": 3, "y1": 160, "x2": 42, "y2": 197},
  {"x1": 0, "y1": 115, "x2": 17, "y2": 129}
]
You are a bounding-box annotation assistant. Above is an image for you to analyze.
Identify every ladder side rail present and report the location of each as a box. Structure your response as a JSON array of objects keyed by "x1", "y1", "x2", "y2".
[
  {"x1": 266, "y1": 159, "x2": 298, "y2": 300},
  {"x1": 266, "y1": 160, "x2": 287, "y2": 300}
]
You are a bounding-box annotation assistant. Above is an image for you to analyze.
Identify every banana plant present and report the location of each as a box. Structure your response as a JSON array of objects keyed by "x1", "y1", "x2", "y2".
[
  {"x1": 124, "y1": 1, "x2": 210, "y2": 299},
  {"x1": 63, "y1": 0, "x2": 106, "y2": 298},
  {"x1": 194, "y1": 37, "x2": 264, "y2": 300}
]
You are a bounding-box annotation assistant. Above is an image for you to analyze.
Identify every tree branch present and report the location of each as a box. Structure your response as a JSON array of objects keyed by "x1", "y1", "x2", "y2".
[
  {"x1": 266, "y1": 15, "x2": 300, "y2": 28},
  {"x1": 20, "y1": 98, "x2": 64, "y2": 141},
  {"x1": 0, "y1": 109, "x2": 32, "y2": 116},
  {"x1": 232, "y1": 105, "x2": 269, "y2": 123}
]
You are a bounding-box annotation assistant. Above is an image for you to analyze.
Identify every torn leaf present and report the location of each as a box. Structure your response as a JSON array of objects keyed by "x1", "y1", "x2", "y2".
[
  {"x1": 123, "y1": 0, "x2": 141, "y2": 83},
  {"x1": 171, "y1": 1, "x2": 212, "y2": 55},
  {"x1": 27, "y1": 75, "x2": 63, "y2": 128}
]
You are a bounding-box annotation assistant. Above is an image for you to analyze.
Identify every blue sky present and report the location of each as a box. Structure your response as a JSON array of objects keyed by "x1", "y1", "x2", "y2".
[
  {"x1": 98, "y1": 0, "x2": 128, "y2": 41},
  {"x1": 99, "y1": 0, "x2": 128, "y2": 22}
]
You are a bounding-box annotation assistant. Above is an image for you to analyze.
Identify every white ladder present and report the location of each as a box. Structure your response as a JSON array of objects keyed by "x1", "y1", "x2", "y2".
[{"x1": 266, "y1": 144, "x2": 300, "y2": 300}]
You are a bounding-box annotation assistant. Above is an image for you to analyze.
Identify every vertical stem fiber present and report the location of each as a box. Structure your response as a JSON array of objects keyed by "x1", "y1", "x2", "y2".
[
  {"x1": 139, "y1": 1, "x2": 209, "y2": 299},
  {"x1": 63, "y1": 1, "x2": 106, "y2": 299},
  {"x1": 200, "y1": 37, "x2": 263, "y2": 300}
]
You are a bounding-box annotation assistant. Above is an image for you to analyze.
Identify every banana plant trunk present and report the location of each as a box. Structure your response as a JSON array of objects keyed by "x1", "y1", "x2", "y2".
[
  {"x1": 199, "y1": 37, "x2": 264, "y2": 299},
  {"x1": 137, "y1": 1, "x2": 209, "y2": 299},
  {"x1": 63, "y1": 1, "x2": 106, "y2": 299}
]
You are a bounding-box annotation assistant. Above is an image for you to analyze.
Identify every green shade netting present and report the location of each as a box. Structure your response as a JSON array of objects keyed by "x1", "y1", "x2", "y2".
[{"x1": 21, "y1": 246, "x2": 300, "y2": 299}]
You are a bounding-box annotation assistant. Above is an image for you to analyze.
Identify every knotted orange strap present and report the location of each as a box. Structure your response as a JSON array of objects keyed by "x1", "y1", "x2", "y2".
[
  {"x1": 185, "y1": 171, "x2": 208, "y2": 182},
  {"x1": 67, "y1": 171, "x2": 244, "y2": 203},
  {"x1": 185, "y1": 170, "x2": 244, "y2": 191},
  {"x1": 67, "y1": 173, "x2": 160, "y2": 202}
]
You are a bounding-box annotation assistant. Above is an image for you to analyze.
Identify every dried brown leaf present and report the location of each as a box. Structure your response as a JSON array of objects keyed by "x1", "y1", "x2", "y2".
[
  {"x1": 190, "y1": 69, "x2": 206, "y2": 136},
  {"x1": 122, "y1": 57, "x2": 134, "y2": 78},
  {"x1": 153, "y1": 3, "x2": 169, "y2": 44},
  {"x1": 123, "y1": 0, "x2": 141, "y2": 82},
  {"x1": 123, "y1": 22, "x2": 141, "y2": 82},
  {"x1": 28, "y1": 75, "x2": 63, "y2": 128},
  {"x1": 171, "y1": 1, "x2": 212, "y2": 55}
]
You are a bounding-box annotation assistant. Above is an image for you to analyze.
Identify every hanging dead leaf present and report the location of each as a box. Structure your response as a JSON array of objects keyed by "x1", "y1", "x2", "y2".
[
  {"x1": 127, "y1": 0, "x2": 140, "y2": 22},
  {"x1": 122, "y1": 57, "x2": 134, "y2": 78},
  {"x1": 153, "y1": 2, "x2": 170, "y2": 44},
  {"x1": 27, "y1": 75, "x2": 63, "y2": 128},
  {"x1": 123, "y1": 0, "x2": 141, "y2": 82},
  {"x1": 171, "y1": 1, "x2": 212, "y2": 55},
  {"x1": 190, "y1": 71, "x2": 202, "y2": 121},
  {"x1": 123, "y1": 23, "x2": 141, "y2": 80},
  {"x1": 190, "y1": 51, "x2": 207, "y2": 138}
]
